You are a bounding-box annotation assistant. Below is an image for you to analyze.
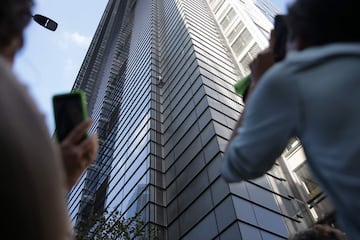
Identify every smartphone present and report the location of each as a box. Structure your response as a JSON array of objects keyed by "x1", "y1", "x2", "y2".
[
  {"x1": 273, "y1": 14, "x2": 288, "y2": 62},
  {"x1": 52, "y1": 90, "x2": 88, "y2": 142}
]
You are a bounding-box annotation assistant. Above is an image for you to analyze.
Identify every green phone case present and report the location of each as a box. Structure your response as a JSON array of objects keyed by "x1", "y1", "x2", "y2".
[
  {"x1": 233, "y1": 75, "x2": 251, "y2": 97},
  {"x1": 52, "y1": 90, "x2": 88, "y2": 142}
]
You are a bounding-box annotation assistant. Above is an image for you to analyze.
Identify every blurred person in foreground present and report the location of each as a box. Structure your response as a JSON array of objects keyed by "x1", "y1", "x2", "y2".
[
  {"x1": 0, "y1": 0, "x2": 98, "y2": 239},
  {"x1": 289, "y1": 224, "x2": 346, "y2": 240},
  {"x1": 222, "y1": 0, "x2": 360, "y2": 239}
]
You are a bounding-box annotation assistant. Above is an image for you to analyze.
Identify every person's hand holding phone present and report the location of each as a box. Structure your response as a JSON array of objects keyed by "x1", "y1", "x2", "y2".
[
  {"x1": 60, "y1": 118, "x2": 98, "y2": 191},
  {"x1": 52, "y1": 90, "x2": 98, "y2": 190},
  {"x1": 53, "y1": 91, "x2": 88, "y2": 142}
]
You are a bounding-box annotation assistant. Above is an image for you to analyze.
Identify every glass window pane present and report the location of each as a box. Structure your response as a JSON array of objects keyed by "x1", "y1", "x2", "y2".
[
  {"x1": 231, "y1": 28, "x2": 252, "y2": 56},
  {"x1": 227, "y1": 21, "x2": 245, "y2": 43},
  {"x1": 220, "y1": 8, "x2": 236, "y2": 30},
  {"x1": 238, "y1": 222, "x2": 262, "y2": 239}
]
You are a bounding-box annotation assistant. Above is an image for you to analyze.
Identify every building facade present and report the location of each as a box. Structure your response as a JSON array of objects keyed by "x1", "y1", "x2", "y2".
[{"x1": 67, "y1": 0, "x2": 335, "y2": 239}]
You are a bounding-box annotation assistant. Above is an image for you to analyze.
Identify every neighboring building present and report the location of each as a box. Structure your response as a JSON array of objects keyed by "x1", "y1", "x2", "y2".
[
  {"x1": 67, "y1": 0, "x2": 335, "y2": 239},
  {"x1": 252, "y1": 0, "x2": 280, "y2": 21},
  {"x1": 279, "y1": 138, "x2": 336, "y2": 227}
]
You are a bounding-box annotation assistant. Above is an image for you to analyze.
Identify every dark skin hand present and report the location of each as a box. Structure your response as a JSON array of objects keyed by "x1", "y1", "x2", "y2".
[{"x1": 60, "y1": 119, "x2": 98, "y2": 191}]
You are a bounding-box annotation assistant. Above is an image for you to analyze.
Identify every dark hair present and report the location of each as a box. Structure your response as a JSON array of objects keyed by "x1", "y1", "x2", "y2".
[
  {"x1": 289, "y1": 225, "x2": 345, "y2": 240},
  {"x1": 286, "y1": 0, "x2": 360, "y2": 46},
  {"x1": 0, "y1": 0, "x2": 33, "y2": 51}
]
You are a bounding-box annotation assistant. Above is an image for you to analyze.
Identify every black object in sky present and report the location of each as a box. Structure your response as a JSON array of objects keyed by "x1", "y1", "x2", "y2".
[{"x1": 33, "y1": 14, "x2": 58, "y2": 31}]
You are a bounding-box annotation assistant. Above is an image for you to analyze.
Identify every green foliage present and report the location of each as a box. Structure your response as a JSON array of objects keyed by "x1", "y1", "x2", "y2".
[{"x1": 75, "y1": 210, "x2": 159, "y2": 240}]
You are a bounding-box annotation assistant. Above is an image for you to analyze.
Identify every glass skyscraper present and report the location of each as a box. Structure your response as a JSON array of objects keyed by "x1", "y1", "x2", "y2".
[{"x1": 67, "y1": 0, "x2": 335, "y2": 239}]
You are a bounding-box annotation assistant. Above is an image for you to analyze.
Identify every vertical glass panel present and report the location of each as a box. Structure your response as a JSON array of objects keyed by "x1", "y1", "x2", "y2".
[
  {"x1": 293, "y1": 162, "x2": 321, "y2": 202},
  {"x1": 121, "y1": 172, "x2": 149, "y2": 216},
  {"x1": 239, "y1": 43, "x2": 261, "y2": 74},
  {"x1": 219, "y1": 222, "x2": 241, "y2": 240},
  {"x1": 227, "y1": 21, "x2": 245, "y2": 43},
  {"x1": 233, "y1": 197, "x2": 257, "y2": 225},
  {"x1": 261, "y1": 231, "x2": 287, "y2": 240},
  {"x1": 238, "y1": 222, "x2": 262, "y2": 240},
  {"x1": 182, "y1": 212, "x2": 218, "y2": 240},
  {"x1": 125, "y1": 184, "x2": 150, "y2": 218},
  {"x1": 212, "y1": 0, "x2": 225, "y2": 14},
  {"x1": 248, "y1": 43, "x2": 262, "y2": 60},
  {"x1": 253, "y1": 205, "x2": 288, "y2": 236},
  {"x1": 246, "y1": 181, "x2": 279, "y2": 211},
  {"x1": 231, "y1": 28, "x2": 252, "y2": 56},
  {"x1": 220, "y1": 8, "x2": 236, "y2": 30}
]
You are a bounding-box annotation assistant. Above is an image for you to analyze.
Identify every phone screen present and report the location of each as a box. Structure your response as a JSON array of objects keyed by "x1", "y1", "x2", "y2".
[{"x1": 53, "y1": 91, "x2": 87, "y2": 142}]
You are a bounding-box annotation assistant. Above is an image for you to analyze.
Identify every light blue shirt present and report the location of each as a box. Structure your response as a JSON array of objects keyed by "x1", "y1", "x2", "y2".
[{"x1": 222, "y1": 43, "x2": 360, "y2": 240}]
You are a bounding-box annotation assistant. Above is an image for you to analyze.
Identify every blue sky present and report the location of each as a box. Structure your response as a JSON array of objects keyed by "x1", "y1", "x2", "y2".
[
  {"x1": 14, "y1": 0, "x2": 292, "y2": 133},
  {"x1": 14, "y1": 0, "x2": 108, "y2": 132}
]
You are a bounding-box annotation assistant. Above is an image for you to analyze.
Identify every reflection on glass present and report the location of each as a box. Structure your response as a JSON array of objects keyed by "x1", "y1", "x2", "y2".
[
  {"x1": 239, "y1": 43, "x2": 261, "y2": 75},
  {"x1": 220, "y1": 8, "x2": 236, "y2": 30},
  {"x1": 232, "y1": 28, "x2": 252, "y2": 56},
  {"x1": 279, "y1": 140, "x2": 336, "y2": 228},
  {"x1": 211, "y1": 0, "x2": 225, "y2": 14},
  {"x1": 294, "y1": 162, "x2": 321, "y2": 202},
  {"x1": 227, "y1": 21, "x2": 245, "y2": 43}
]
